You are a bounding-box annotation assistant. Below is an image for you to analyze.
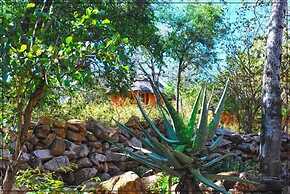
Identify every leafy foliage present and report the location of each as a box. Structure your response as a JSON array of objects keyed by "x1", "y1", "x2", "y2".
[{"x1": 16, "y1": 168, "x2": 64, "y2": 193}]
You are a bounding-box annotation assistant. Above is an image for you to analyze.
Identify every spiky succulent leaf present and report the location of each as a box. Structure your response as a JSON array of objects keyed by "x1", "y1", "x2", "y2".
[
  {"x1": 208, "y1": 135, "x2": 224, "y2": 151},
  {"x1": 208, "y1": 79, "x2": 229, "y2": 138},
  {"x1": 159, "y1": 92, "x2": 189, "y2": 143},
  {"x1": 187, "y1": 87, "x2": 203, "y2": 137},
  {"x1": 136, "y1": 97, "x2": 180, "y2": 144},
  {"x1": 192, "y1": 87, "x2": 208, "y2": 152},
  {"x1": 191, "y1": 169, "x2": 229, "y2": 194},
  {"x1": 158, "y1": 105, "x2": 177, "y2": 140},
  {"x1": 202, "y1": 153, "x2": 235, "y2": 168}
]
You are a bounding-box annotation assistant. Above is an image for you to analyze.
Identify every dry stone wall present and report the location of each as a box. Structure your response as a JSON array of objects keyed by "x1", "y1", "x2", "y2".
[{"x1": 1, "y1": 115, "x2": 290, "y2": 187}]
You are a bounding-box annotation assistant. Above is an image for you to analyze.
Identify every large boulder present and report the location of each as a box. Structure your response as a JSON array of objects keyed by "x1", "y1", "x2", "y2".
[
  {"x1": 96, "y1": 171, "x2": 143, "y2": 194},
  {"x1": 43, "y1": 155, "x2": 70, "y2": 171}
]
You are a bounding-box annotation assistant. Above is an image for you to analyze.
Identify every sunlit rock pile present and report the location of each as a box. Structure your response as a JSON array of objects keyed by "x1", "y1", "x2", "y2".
[{"x1": 8, "y1": 117, "x2": 147, "y2": 185}]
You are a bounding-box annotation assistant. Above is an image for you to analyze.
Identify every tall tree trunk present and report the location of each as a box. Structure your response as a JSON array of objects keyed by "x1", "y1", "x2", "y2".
[
  {"x1": 176, "y1": 61, "x2": 182, "y2": 113},
  {"x1": 259, "y1": 0, "x2": 287, "y2": 178}
]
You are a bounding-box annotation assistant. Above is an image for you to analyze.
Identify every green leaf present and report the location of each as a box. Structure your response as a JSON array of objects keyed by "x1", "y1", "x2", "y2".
[
  {"x1": 208, "y1": 79, "x2": 229, "y2": 138},
  {"x1": 208, "y1": 135, "x2": 223, "y2": 151},
  {"x1": 202, "y1": 153, "x2": 235, "y2": 168},
  {"x1": 192, "y1": 87, "x2": 208, "y2": 152},
  {"x1": 187, "y1": 87, "x2": 203, "y2": 137},
  {"x1": 102, "y1": 18, "x2": 111, "y2": 25},
  {"x1": 19, "y1": 44, "x2": 27, "y2": 52},
  {"x1": 135, "y1": 97, "x2": 180, "y2": 145},
  {"x1": 158, "y1": 105, "x2": 177, "y2": 140},
  {"x1": 191, "y1": 169, "x2": 229, "y2": 194},
  {"x1": 26, "y1": 3, "x2": 35, "y2": 8},
  {"x1": 159, "y1": 92, "x2": 188, "y2": 143},
  {"x1": 65, "y1": 36, "x2": 73, "y2": 44}
]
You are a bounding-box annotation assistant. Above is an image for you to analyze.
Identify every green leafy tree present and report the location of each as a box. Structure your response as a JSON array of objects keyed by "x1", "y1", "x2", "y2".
[
  {"x1": 0, "y1": 1, "x2": 129, "y2": 192},
  {"x1": 157, "y1": 4, "x2": 225, "y2": 113}
]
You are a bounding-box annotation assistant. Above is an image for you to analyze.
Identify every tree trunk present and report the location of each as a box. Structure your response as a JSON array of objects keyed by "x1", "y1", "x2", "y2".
[
  {"x1": 259, "y1": 0, "x2": 287, "y2": 177},
  {"x1": 176, "y1": 61, "x2": 182, "y2": 113},
  {"x1": 2, "y1": 81, "x2": 46, "y2": 194}
]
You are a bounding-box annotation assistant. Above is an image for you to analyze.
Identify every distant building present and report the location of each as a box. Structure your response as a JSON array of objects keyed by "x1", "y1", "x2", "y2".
[{"x1": 111, "y1": 78, "x2": 164, "y2": 106}]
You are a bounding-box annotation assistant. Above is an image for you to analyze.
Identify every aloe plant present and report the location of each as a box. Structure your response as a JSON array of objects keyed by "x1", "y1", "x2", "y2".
[{"x1": 114, "y1": 79, "x2": 256, "y2": 194}]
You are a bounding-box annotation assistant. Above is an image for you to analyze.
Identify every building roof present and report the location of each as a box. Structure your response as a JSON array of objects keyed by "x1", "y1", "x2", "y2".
[{"x1": 131, "y1": 78, "x2": 164, "y2": 93}]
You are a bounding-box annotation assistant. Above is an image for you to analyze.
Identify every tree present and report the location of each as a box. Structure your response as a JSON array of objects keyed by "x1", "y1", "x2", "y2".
[
  {"x1": 1, "y1": 1, "x2": 130, "y2": 192},
  {"x1": 259, "y1": 0, "x2": 287, "y2": 177},
  {"x1": 158, "y1": 4, "x2": 225, "y2": 112}
]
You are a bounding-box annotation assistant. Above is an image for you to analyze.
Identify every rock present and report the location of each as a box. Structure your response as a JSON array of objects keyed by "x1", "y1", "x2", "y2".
[
  {"x1": 138, "y1": 173, "x2": 163, "y2": 192},
  {"x1": 119, "y1": 161, "x2": 139, "y2": 172},
  {"x1": 19, "y1": 152, "x2": 31, "y2": 162},
  {"x1": 54, "y1": 127, "x2": 66, "y2": 139},
  {"x1": 28, "y1": 135, "x2": 39, "y2": 145},
  {"x1": 88, "y1": 141, "x2": 102, "y2": 149},
  {"x1": 41, "y1": 133, "x2": 56, "y2": 146},
  {"x1": 50, "y1": 138, "x2": 66, "y2": 156},
  {"x1": 103, "y1": 142, "x2": 110, "y2": 151},
  {"x1": 43, "y1": 155, "x2": 69, "y2": 171},
  {"x1": 64, "y1": 150, "x2": 77, "y2": 161},
  {"x1": 67, "y1": 119, "x2": 86, "y2": 133},
  {"x1": 99, "y1": 172, "x2": 111, "y2": 181},
  {"x1": 86, "y1": 131, "x2": 97, "y2": 142},
  {"x1": 86, "y1": 118, "x2": 105, "y2": 138},
  {"x1": 34, "y1": 124, "x2": 50, "y2": 139},
  {"x1": 33, "y1": 149, "x2": 53, "y2": 161},
  {"x1": 38, "y1": 116, "x2": 53, "y2": 125},
  {"x1": 129, "y1": 137, "x2": 142, "y2": 148},
  {"x1": 78, "y1": 144, "x2": 89, "y2": 158},
  {"x1": 24, "y1": 141, "x2": 34, "y2": 152},
  {"x1": 65, "y1": 141, "x2": 89, "y2": 158},
  {"x1": 96, "y1": 171, "x2": 143, "y2": 193},
  {"x1": 107, "y1": 163, "x2": 121, "y2": 176},
  {"x1": 74, "y1": 167, "x2": 98, "y2": 185},
  {"x1": 218, "y1": 138, "x2": 232, "y2": 147},
  {"x1": 53, "y1": 120, "x2": 66, "y2": 129},
  {"x1": 77, "y1": 157, "x2": 93, "y2": 168},
  {"x1": 105, "y1": 151, "x2": 127, "y2": 162},
  {"x1": 89, "y1": 153, "x2": 107, "y2": 165},
  {"x1": 98, "y1": 162, "x2": 109, "y2": 173},
  {"x1": 66, "y1": 129, "x2": 85, "y2": 144}
]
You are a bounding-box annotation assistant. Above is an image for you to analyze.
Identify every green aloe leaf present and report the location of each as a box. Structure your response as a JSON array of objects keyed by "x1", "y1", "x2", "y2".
[
  {"x1": 159, "y1": 92, "x2": 188, "y2": 143},
  {"x1": 192, "y1": 87, "x2": 208, "y2": 152},
  {"x1": 187, "y1": 87, "x2": 203, "y2": 137},
  {"x1": 150, "y1": 137, "x2": 182, "y2": 169},
  {"x1": 135, "y1": 97, "x2": 180, "y2": 145},
  {"x1": 191, "y1": 169, "x2": 229, "y2": 194},
  {"x1": 158, "y1": 105, "x2": 177, "y2": 140},
  {"x1": 208, "y1": 79, "x2": 229, "y2": 138},
  {"x1": 202, "y1": 153, "x2": 235, "y2": 168},
  {"x1": 208, "y1": 135, "x2": 224, "y2": 151}
]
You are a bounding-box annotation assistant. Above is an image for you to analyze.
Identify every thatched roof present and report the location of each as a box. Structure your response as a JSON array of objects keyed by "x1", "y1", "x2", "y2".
[{"x1": 131, "y1": 78, "x2": 164, "y2": 93}]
